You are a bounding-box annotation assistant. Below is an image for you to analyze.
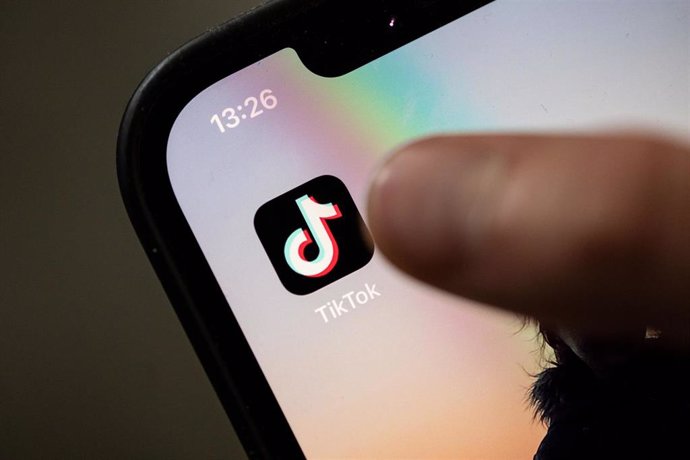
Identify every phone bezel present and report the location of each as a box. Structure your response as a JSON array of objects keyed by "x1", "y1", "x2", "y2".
[{"x1": 116, "y1": 0, "x2": 491, "y2": 456}]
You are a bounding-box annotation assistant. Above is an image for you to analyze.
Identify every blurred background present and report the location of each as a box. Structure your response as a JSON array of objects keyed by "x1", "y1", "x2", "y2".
[{"x1": 1, "y1": 1, "x2": 263, "y2": 458}]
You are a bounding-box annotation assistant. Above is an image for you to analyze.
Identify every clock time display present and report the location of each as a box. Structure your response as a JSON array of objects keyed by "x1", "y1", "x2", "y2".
[{"x1": 210, "y1": 89, "x2": 277, "y2": 133}]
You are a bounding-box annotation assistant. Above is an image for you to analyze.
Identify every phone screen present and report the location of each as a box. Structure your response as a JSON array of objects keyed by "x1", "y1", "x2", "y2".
[{"x1": 165, "y1": 1, "x2": 688, "y2": 457}]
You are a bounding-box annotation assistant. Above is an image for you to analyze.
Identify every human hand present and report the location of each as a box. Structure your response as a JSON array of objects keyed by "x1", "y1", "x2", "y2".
[{"x1": 367, "y1": 134, "x2": 690, "y2": 348}]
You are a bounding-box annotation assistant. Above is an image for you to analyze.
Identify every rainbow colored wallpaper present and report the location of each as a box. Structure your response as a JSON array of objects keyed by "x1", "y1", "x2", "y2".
[{"x1": 166, "y1": 1, "x2": 688, "y2": 457}]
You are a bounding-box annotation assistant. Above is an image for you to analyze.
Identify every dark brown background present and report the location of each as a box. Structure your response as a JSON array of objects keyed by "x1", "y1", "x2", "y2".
[{"x1": 1, "y1": 1, "x2": 263, "y2": 458}]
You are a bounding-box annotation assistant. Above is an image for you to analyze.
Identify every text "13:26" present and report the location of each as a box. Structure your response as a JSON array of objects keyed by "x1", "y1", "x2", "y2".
[{"x1": 210, "y1": 89, "x2": 277, "y2": 133}]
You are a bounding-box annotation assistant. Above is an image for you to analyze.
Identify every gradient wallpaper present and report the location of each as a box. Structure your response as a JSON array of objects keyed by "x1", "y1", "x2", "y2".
[{"x1": 167, "y1": 1, "x2": 688, "y2": 457}]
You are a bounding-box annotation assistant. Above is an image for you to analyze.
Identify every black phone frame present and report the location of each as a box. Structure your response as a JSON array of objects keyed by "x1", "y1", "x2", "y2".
[{"x1": 117, "y1": 0, "x2": 491, "y2": 457}]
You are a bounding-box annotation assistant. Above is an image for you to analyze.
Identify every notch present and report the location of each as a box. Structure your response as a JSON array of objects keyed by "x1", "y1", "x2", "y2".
[{"x1": 292, "y1": 0, "x2": 491, "y2": 77}]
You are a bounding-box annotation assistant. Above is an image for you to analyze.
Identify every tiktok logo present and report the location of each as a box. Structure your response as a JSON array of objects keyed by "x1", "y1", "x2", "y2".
[
  {"x1": 284, "y1": 196, "x2": 341, "y2": 278},
  {"x1": 254, "y1": 175, "x2": 374, "y2": 295}
]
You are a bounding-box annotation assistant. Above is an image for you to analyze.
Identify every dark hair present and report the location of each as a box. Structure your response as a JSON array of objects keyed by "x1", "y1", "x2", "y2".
[{"x1": 528, "y1": 325, "x2": 594, "y2": 425}]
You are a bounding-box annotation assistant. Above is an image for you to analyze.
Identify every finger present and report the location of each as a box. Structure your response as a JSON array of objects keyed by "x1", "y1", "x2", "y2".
[{"x1": 367, "y1": 134, "x2": 690, "y2": 344}]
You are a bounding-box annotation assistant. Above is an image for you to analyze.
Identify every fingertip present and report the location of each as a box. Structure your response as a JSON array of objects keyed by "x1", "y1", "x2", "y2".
[
  {"x1": 367, "y1": 136, "x2": 503, "y2": 282},
  {"x1": 367, "y1": 142, "x2": 430, "y2": 271}
]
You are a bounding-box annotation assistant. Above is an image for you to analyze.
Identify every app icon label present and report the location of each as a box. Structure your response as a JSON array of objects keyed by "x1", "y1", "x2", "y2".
[{"x1": 254, "y1": 175, "x2": 374, "y2": 295}]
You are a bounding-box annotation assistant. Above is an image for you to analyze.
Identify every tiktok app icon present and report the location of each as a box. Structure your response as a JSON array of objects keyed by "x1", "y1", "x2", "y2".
[{"x1": 254, "y1": 175, "x2": 374, "y2": 295}]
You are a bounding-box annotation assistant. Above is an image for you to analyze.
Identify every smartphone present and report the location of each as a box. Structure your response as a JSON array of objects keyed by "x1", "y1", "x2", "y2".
[{"x1": 117, "y1": 0, "x2": 688, "y2": 457}]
